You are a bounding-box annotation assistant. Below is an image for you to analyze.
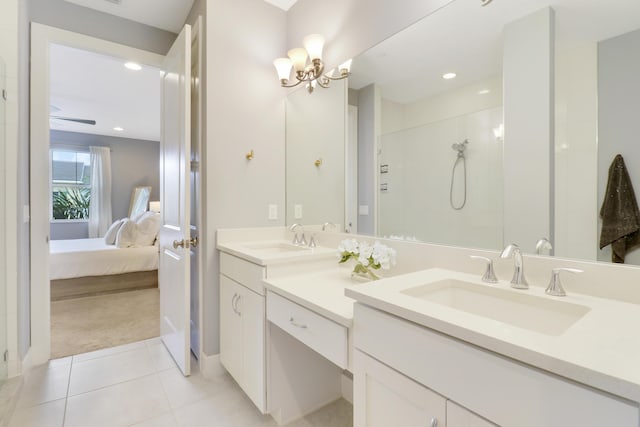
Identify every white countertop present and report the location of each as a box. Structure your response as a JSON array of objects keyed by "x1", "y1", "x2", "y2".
[
  {"x1": 217, "y1": 240, "x2": 336, "y2": 266},
  {"x1": 345, "y1": 268, "x2": 640, "y2": 403},
  {"x1": 263, "y1": 266, "x2": 357, "y2": 327}
]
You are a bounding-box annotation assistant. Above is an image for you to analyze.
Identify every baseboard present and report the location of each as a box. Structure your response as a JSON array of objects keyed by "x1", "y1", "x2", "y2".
[{"x1": 199, "y1": 352, "x2": 226, "y2": 379}]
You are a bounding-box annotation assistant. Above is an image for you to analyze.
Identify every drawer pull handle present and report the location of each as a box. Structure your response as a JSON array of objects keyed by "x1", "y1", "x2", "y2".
[
  {"x1": 430, "y1": 417, "x2": 437, "y2": 427},
  {"x1": 289, "y1": 317, "x2": 307, "y2": 329}
]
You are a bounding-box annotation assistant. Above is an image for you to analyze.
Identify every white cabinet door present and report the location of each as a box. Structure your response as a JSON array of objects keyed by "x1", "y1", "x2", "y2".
[
  {"x1": 354, "y1": 350, "x2": 445, "y2": 427},
  {"x1": 220, "y1": 275, "x2": 243, "y2": 384},
  {"x1": 448, "y1": 401, "x2": 498, "y2": 427},
  {"x1": 241, "y1": 286, "x2": 266, "y2": 412}
]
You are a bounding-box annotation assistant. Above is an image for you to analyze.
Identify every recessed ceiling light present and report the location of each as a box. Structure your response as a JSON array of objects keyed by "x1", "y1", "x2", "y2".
[
  {"x1": 124, "y1": 62, "x2": 142, "y2": 71},
  {"x1": 478, "y1": 89, "x2": 491, "y2": 95},
  {"x1": 442, "y1": 72, "x2": 457, "y2": 80},
  {"x1": 113, "y1": 126, "x2": 124, "y2": 132}
]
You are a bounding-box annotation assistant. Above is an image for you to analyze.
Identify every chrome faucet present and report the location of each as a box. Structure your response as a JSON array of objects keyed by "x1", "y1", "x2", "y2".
[
  {"x1": 322, "y1": 222, "x2": 337, "y2": 231},
  {"x1": 535, "y1": 237, "x2": 553, "y2": 255},
  {"x1": 546, "y1": 268, "x2": 582, "y2": 297},
  {"x1": 470, "y1": 256, "x2": 498, "y2": 283},
  {"x1": 500, "y1": 243, "x2": 528, "y2": 289},
  {"x1": 289, "y1": 223, "x2": 307, "y2": 246}
]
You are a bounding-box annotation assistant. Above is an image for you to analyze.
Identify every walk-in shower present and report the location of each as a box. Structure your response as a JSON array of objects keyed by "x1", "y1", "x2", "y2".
[{"x1": 450, "y1": 139, "x2": 469, "y2": 210}]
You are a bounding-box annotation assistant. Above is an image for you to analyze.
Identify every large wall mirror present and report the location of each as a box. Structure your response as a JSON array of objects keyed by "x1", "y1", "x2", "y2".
[{"x1": 285, "y1": 0, "x2": 640, "y2": 266}]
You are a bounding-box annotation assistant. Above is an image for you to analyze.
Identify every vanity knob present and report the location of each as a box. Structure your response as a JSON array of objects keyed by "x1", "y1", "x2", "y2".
[
  {"x1": 546, "y1": 267, "x2": 583, "y2": 297},
  {"x1": 470, "y1": 255, "x2": 498, "y2": 283}
]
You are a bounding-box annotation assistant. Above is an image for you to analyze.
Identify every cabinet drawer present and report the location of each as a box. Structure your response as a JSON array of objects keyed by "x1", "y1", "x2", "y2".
[
  {"x1": 220, "y1": 252, "x2": 265, "y2": 295},
  {"x1": 267, "y1": 291, "x2": 348, "y2": 369},
  {"x1": 354, "y1": 304, "x2": 639, "y2": 427}
]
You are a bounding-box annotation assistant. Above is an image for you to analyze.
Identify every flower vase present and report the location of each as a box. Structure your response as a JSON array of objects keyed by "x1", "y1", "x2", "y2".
[{"x1": 350, "y1": 263, "x2": 381, "y2": 282}]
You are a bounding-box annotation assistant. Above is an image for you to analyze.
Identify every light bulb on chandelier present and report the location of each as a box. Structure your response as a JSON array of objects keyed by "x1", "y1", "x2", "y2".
[{"x1": 273, "y1": 34, "x2": 352, "y2": 94}]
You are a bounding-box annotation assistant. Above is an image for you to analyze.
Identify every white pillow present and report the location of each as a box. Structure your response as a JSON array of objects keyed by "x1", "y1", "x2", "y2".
[
  {"x1": 104, "y1": 219, "x2": 125, "y2": 245},
  {"x1": 134, "y1": 211, "x2": 161, "y2": 246},
  {"x1": 115, "y1": 219, "x2": 138, "y2": 248}
]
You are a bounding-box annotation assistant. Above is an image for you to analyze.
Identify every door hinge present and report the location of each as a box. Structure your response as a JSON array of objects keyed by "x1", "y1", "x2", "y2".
[{"x1": 190, "y1": 160, "x2": 199, "y2": 171}]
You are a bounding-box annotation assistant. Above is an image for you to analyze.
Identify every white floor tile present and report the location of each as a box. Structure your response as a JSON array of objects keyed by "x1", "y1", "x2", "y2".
[
  {"x1": 172, "y1": 385, "x2": 249, "y2": 427},
  {"x1": 72, "y1": 340, "x2": 147, "y2": 363},
  {"x1": 68, "y1": 347, "x2": 156, "y2": 396},
  {"x1": 64, "y1": 375, "x2": 171, "y2": 427},
  {"x1": 147, "y1": 342, "x2": 178, "y2": 372},
  {"x1": 8, "y1": 399, "x2": 65, "y2": 427},
  {"x1": 130, "y1": 412, "x2": 180, "y2": 427},
  {"x1": 17, "y1": 363, "x2": 71, "y2": 408},
  {"x1": 158, "y1": 367, "x2": 235, "y2": 410}
]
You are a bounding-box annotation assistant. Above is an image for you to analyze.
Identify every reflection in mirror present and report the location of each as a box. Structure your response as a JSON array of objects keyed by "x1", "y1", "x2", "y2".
[
  {"x1": 129, "y1": 186, "x2": 151, "y2": 218},
  {"x1": 284, "y1": 0, "x2": 640, "y2": 266},
  {"x1": 285, "y1": 79, "x2": 347, "y2": 229}
]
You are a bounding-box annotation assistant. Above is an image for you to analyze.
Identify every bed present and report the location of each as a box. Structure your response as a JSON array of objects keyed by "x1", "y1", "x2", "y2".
[{"x1": 50, "y1": 238, "x2": 159, "y2": 300}]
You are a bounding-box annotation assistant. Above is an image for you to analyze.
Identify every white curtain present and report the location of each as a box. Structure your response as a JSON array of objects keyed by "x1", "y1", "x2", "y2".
[{"x1": 88, "y1": 146, "x2": 113, "y2": 238}]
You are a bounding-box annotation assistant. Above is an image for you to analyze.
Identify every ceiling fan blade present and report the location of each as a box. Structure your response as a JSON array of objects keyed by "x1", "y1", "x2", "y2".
[{"x1": 50, "y1": 116, "x2": 97, "y2": 125}]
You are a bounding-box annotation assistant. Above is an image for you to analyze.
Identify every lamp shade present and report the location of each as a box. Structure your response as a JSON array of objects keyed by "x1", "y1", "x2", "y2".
[
  {"x1": 303, "y1": 34, "x2": 325, "y2": 61},
  {"x1": 288, "y1": 48, "x2": 308, "y2": 73},
  {"x1": 273, "y1": 58, "x2": 293, "y2": 82}
]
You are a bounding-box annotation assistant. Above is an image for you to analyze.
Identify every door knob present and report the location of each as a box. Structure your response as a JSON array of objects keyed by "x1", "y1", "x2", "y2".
[{"x1": 173, "y1": 236, "x2": 199, "y2": 249}]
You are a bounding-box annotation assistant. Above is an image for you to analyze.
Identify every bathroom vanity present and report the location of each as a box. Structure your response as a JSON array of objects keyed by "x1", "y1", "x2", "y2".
[{"x1": 217, "y1": 227, "x2": 640, "y2": 427}]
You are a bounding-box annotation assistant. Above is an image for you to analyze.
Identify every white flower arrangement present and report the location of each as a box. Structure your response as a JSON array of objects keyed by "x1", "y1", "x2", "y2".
[{"x1": 338, "y1": 239, "x2": 397, "y2": 281}]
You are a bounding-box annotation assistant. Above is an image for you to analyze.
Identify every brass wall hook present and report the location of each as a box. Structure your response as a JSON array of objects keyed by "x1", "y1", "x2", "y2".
[
  {"x1": 246, "y1": 150, "x2": 254, "y2": 160},
  {"x1": 314, "y1": 158, "x2": 322, "y2": 167}
]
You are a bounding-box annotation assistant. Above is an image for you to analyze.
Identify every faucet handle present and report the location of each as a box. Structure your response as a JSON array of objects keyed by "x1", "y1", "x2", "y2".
[
  {"x1": 546, "y1": 268, "x2": 583, "y2": 297},
  {"x1": 308, "y1": 233, "x2": 317, "y2": 248},
  {"x1": 470, "y1": 256, "x2": 498, "y2": 283}
]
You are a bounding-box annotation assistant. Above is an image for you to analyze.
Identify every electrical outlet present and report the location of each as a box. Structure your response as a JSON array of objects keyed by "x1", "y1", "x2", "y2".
[
  {"x1": 294, "y1": 204, "x2": 303, "y2": 219},
  {"x1": 268, "y1": 204, "x2": 278, "y2": 220}
]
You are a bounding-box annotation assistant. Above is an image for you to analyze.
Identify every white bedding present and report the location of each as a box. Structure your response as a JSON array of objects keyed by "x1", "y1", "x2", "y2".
[{"x1": 50, "y1": 238, "x2": 159, "y2": 280}]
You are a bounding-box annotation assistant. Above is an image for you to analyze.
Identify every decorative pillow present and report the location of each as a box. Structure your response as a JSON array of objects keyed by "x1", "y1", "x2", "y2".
[
  {"x1": 104, "y1": 219, "x2": 125, "y2": 245},
  {"x1": 115, "y1": 219, "x2": 138, "y2": 248},
  {"x1": 134, "y1": 211, "x2": 161, "y2": 247}
]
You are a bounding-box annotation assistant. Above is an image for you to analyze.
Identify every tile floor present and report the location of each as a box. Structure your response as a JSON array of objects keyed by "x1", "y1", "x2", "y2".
[{"x1": 8, "y1": 338, "x2": 353, "y2": 427}]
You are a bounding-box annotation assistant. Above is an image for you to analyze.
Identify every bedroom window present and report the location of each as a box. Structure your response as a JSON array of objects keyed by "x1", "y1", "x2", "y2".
[{"x1": 50, "y1": 148, "x2": 92, "y2": 221}]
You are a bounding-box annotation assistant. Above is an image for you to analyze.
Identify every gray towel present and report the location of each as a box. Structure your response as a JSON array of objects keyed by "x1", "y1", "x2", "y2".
[{"x1": 599, "y1": 154, "x2": 640, "y2": 263}]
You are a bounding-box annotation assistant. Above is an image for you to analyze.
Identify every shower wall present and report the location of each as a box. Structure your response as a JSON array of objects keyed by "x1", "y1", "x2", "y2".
[{"x1": 379, "y1": 106, "x2": 504, "y2": 250}]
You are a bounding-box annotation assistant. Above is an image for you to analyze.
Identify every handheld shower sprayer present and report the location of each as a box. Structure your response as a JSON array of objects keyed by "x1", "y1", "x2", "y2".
[{"x1": 450, "y1": 139, "x2": 470, "y2": 209}]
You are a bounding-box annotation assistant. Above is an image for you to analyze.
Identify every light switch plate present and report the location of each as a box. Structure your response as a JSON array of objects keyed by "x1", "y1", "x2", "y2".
[
  {"x1": 359, "y1": 205, "x2": 369, "y2": 216},
  {"x1": 268, "y1": 204, "x2": 278, "y2": 220},
  {"x1": 294, "y1": 204, "x2": 303, "y2": 219}
]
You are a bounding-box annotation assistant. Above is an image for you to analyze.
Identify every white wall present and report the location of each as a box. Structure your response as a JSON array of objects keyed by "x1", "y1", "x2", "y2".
[
  {"x1": 554, "y1": 44, "x2": 598, "y2": 261},
  {"x1": 202, "y1": 0, "x2": 286, "y2": 355},
  {"x1": 503, "y1": 7, "x2": 554, "y2": 253},
  {"x1": 286, "y1": 80, "x2": 346, "y2": 227},
  {"x1": 598, "y1": 28, "x2": 640, "y2": 264}
]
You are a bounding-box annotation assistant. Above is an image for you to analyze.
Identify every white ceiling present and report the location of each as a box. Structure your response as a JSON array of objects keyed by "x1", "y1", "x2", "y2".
[
  {"x1": 63, "y1": 0, "x2": 195, "y2": 33},
  {"x1": 349, "y1": 0, "x2": 640, "y2": 105},
  {"x1": 49, "y1": 43, "x2": 160, "y2": 142},
  {"x1": 263, "y1": 0, "x2": 299, "y2": 11}
]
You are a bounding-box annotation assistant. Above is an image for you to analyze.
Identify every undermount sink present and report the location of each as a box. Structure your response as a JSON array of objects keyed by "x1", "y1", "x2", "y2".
[
  {"x1": 401, "y1": 279, "x2": 590, "y2": 336},
  {"x1": 242, "y1": 241, "x2": 311, "y2": 253}
]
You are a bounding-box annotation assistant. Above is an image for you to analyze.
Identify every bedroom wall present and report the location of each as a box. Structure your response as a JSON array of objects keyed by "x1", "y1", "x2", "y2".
[{"x1": 49, "y1": 130, "x2": 160, "y2": 240}]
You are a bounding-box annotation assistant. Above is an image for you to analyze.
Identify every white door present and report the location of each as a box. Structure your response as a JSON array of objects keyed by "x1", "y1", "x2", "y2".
[{"x1": 159, "y1": 23, "x2": 192, "y2": 376}]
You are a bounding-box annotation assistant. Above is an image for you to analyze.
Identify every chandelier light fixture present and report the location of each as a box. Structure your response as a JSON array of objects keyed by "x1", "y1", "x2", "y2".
[{"x1": 273, "y1": 34, "x2": 352, "y2": 93}]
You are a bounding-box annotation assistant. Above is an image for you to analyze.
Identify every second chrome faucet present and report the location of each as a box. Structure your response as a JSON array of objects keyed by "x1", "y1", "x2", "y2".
[{"x1": 500, "y1": 243, "x2": 528, "y2": 289}]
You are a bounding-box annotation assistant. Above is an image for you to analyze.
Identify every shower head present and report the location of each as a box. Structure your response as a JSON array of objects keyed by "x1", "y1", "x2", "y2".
[{"x1": 451, "y1": 139, "x2": 470, "y2": 154}]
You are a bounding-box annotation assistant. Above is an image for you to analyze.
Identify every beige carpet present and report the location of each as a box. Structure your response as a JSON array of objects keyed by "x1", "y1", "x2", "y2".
[{"x1": 51, "y1": 288, "x2": 160, "y2": 359}]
